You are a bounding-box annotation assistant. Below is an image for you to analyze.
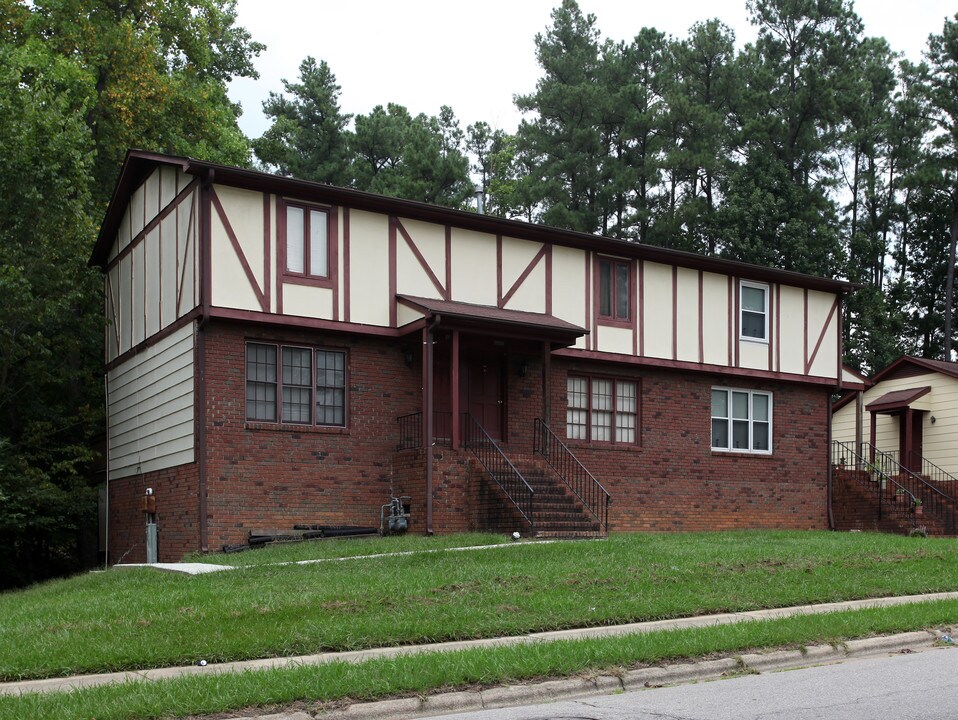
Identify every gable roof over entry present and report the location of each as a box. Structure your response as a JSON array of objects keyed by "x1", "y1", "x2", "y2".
[{"x1": 397, "y1": 294, "x2": 586, "y2": 347}]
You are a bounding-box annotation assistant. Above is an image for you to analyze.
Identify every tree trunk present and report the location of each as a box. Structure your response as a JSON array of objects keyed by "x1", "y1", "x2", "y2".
[{"x1": 944, "y1": 202, "x2": 958, "y2": 360}]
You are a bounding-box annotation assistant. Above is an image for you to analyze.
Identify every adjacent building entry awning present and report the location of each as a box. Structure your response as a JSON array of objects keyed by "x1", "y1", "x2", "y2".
[
  {"x1": 396, "y1": 294, "x2": 587, "y2": 348},
  {"x1": 864, "y1": 386, "x2": 932, "y2": 414}
]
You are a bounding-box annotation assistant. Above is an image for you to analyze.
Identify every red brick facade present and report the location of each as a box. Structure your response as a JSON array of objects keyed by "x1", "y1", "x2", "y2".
[{"x1": 108, "y1": 321, "x2": 829, "y2": 562}]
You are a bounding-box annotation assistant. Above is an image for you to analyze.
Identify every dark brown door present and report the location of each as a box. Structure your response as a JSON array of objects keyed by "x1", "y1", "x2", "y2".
[
  {"x1": 898, "y1": 410, "x2": 924, "y2": 473},
  {"x1": 462, "y1": 354, "x2": 503, "y2": 440}
]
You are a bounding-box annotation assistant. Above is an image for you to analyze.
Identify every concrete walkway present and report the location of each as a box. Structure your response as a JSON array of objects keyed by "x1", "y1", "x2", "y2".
[{"x1": 4, "y1": 591, "x2": 958, "y2": 698}]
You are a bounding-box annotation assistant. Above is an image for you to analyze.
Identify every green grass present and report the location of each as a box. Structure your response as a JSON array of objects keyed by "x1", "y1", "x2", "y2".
[
  {"x1": 3, "y1": 530, "x2": 958, "y2": 683},
  {"x1": 3, "y1": 600, "x2": 957, "y2": 720},
  {"x1": 187, "y1": 531, "x2": 510, "y2": 566}
]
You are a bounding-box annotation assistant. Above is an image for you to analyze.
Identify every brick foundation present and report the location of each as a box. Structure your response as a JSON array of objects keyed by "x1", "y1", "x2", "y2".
[
  {"x1": 107, "y1": 463, "x2": 199, "y2": 564},
  {"x1": 107, "y1": 322, "x2": 834, "y2": 560}
]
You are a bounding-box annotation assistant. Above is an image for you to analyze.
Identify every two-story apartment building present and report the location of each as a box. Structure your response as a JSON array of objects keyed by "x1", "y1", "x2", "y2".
[{"x1": 92, "y1": 151, "x2": 860, "y2": 563}]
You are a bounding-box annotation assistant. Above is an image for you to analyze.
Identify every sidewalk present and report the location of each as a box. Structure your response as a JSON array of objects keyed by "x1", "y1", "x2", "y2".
[{"x1": 4, "y1": 590, "x2": 958, "y2": 699}]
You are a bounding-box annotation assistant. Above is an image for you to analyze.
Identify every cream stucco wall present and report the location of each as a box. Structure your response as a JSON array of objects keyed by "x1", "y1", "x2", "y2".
[
  {"x1": 450, "y1": 228, "x2": 497, "y2": 306},
  {"x1": 347, "y1": 210, "x2": 390, "y2": 326},
  {"x1": 642, "y1": 262, "x2": 673, "y2": 359}
]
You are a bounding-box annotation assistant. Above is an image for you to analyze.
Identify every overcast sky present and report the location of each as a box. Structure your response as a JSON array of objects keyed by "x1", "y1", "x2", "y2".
[{"x1": 228, "y1": 0, "x2": 956, "y2": 140}]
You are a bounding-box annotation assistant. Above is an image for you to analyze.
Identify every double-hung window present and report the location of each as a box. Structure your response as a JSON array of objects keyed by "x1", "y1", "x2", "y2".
[
  {"x1": 246, "y1": 342, "x2": 347, "y2": 427},
  {"x1": 711, "y1": 388, "x2": 771, "y2": 453},
  {"x1": 598, "y1": 257, "x2": 630, "y2": 321},
  {"x1": 567, "y1": 375, "x2": 638, "y2": 444},
  {"x1": 740, "y1": 281, "x2": 768, "y2": 341},
  {"x1": 285, "y1": 203, "x2": 329, "y2": 278}
]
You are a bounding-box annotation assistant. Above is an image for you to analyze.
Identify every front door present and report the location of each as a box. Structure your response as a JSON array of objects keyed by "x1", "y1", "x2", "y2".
[
  {"x1": 462, "y1": 354, "x2": 504, "y2": 440},
  {"x1": 898, "y1": 409, "x2": 924, "y2": 473}
]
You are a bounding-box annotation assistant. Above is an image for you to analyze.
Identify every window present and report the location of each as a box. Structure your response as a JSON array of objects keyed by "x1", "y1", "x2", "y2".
[
  {"x1": 246, "y1": 342, "x2": 346, "y2": 426},
  {"x1": 246, "y1": 344, "x2": 277, "y2": 421},
  {"x1": 711, "y1": 388, "x2": 771, "y2": 453},
  {"x1": 740, "y1": 281, "x2": 768, "y2": 341},
  {"x1": 285, "y1": 203, "x2": 329, "y2": 277},
  {"x1": 567, "y1": 376, "x2": 638, "y2": 444},
  {"x1": 598, "y1": 257, "x2": 630, "y2": 321}
]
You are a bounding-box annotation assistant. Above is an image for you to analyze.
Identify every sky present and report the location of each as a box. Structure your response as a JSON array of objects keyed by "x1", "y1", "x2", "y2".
[{"x1": 228, "y1": 0, "x2": 956, "y2": 140}]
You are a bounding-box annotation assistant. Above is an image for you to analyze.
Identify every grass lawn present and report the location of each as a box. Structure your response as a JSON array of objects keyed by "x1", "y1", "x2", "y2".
[{"x1": 3, "y1": 530, "x2": 958, "y2": 684}]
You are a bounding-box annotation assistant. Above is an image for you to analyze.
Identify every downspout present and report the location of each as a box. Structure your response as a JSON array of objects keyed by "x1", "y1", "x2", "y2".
[
  {"x1": 424, "y1": 314, "x2": 441, "y2": 535},
  {"x1": 196, "y1": 166, "x2": 214, "y2": 553},
  {"x1": 828, "y1": 291, "x2": 843, "y2": 531},
  {"x1": 827, "y1": 392, "x2": 834, "y2": 530},
  {"x1": 104, "y1": 373, "x2": 110, "y2": 567}
]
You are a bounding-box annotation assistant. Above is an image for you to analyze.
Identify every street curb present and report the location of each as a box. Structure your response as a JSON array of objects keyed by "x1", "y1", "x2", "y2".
[
  {"x1": 308, "y1": 630, "x2": 947, "y2": 720},
  {"x1": 3, "y1": 595, "x2": 956, "y2": 700}
]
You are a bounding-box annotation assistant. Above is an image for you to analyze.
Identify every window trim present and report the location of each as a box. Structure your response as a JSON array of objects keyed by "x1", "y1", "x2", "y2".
[
  {"x1": 710, "y1": 387, "x2": 772, "y2": 455},
  {"x1": 245, "y1": 341, "x2": 348, "y2": 428},
  {"x1": 596, "y1": 256, "x2": 632, "y2": 326},
  {"x1": 566, "y1": 373, "x2": 640, "y2": 446},
  {"x1": 279, "y1": 198, "x2": 335, "y2": 289},
  {"x1": 739, "y1": 280, "x2": 769, "y2": 343}
]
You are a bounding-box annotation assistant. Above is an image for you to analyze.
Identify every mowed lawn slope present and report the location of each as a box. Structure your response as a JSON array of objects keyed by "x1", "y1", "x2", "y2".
[{"x1": 4, "y1": 530, "x2": 958, "y2": 681}]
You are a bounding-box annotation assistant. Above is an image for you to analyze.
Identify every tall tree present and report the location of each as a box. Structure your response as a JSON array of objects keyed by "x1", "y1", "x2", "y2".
[
  {"x1": 30, "y1": 0, "x2": 263, "y2": 203},
  {"x1": 351, "y1": 103, "x2": 472, "y2": 208},
  {"x1": 719, "y1": 0, "x2": 863, "y2": 276},
  {"x1": 514, "y1": 0, "x2": 606, "y2": 232},
  {"x1": 666, "y1": 20, "x2": 737, "y2": 253},
  {"x1": 253, "y1": 57, "x2": 352, "y2": 185},
  {"x1": 914, "y1": 14, "x2": 958, "y2": 359}
]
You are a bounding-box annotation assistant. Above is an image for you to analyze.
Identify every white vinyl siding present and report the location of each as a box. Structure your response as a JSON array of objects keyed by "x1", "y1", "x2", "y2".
[{"x1": 108, "y1": 322, "x2": 195, "y2": 478}]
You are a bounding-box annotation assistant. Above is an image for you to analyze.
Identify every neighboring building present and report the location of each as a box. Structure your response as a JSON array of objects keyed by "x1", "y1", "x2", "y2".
[
  {"x1": 91, "y1": 150, "x2": 859, "y2": 563},
  {"x1": 832, "y1": 356, "x2": 958, "y2": 480}
]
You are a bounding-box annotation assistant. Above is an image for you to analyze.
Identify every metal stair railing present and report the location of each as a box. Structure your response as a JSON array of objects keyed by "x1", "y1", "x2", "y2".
[
  {"x1": 534, "y1": 418, "x2": 610, "y2": 534},
  {"x1": 832, "y1": 440, "x2": 917, "y2": 526},
  {"x1": 833, "y1": 441, "x2": 957, "y2": 533},
  {"x1": 462, "y1": 413, "x2": 535, "y2": 532},
  {"x1": 395, "y1": 411, "x2": 453, "y2": 450},
  {"x1": 910, "y1": 451, "x2": 958, "y2": 489}
]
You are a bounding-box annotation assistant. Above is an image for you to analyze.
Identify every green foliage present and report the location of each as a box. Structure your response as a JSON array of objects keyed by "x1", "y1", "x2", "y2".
[
  {"x1": 253, "y1": 56, "x2": 352, "y2": 185},
  {"x1": 351, "y1": 103, "x2": 473, "y2": 207},
  {"x1": 0, "y1": 0, "x2": 262, "y2": 589}
]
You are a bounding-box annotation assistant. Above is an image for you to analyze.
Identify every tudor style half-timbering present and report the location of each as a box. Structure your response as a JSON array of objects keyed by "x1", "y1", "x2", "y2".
[{"x1": 92, "y1": 151, "x2": 859, "y2": 562}]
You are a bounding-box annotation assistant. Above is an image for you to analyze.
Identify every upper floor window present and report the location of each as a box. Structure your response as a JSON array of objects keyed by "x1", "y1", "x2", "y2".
[
  {"x1": 567, "y1": 375, "x2": 638, "y2": 445},
  {"x1": 711, "y1": 388, "x2": 771, "y2": 454},
  {"x1": 286, "y1": 203, "x2": 329, "y2": 277},
  {"x1": 246, "y1": 342, "x2": 346, "y2": 427},
  {"x1": 740, "y1": 281, "x2": 768, "y2": 342},
  {"x1": 598, "y1": 257, "x2": 630, "y2": 321}
]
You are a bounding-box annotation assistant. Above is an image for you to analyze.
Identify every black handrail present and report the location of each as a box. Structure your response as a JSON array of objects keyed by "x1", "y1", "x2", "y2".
[
  {"x1": 832, "y1": 440, "x2": 916, "y2": 526},
  {"x1": 534, "y1": 418, "x2": 610, "y2": 534},
  {"x1": 396, "y1": 411, "x2": 453, "y2": 450},
  {"x1": 833, "y1": 440, "x2": 957, "y2": 533},
  {"x1": 911, "y1": 451, "x2": 958, "y2": 489},
  {"x1": 462, "y1": 413, "x2": 535, "y2": 532}
]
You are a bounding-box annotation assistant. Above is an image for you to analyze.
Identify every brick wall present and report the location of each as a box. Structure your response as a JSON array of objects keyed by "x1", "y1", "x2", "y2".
[
  {"x1": 202, "y1": 321, "x2": 421, "y2": 550},
  {"x1": 545, "y1": 358, "x2": 830, "y2": 532},
  {"x1": 108, "y1": 463, "x2": 199, "y2": 564}
]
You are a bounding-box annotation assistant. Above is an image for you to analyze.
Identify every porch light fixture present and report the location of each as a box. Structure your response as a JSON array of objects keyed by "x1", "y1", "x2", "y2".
[
  {"x1": 402, "y1": 346, "x2": 414, "y2": 367},
  {"x1": 517, "y1": 359, "x2": 528, "y2": 377},
  {"x1": 931, "y1": 416, "x2": 936, "y2": 424}
]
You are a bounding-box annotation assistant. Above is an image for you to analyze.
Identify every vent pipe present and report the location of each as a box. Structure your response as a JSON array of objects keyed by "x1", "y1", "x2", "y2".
[{"x1": 474, "y1": 189, "x2": 484, "y2": 214}]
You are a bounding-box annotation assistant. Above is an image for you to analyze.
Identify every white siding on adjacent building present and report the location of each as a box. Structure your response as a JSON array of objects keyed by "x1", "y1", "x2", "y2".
[{"x1": 108, "y1": 323, "x2": 195, "y2": 479}]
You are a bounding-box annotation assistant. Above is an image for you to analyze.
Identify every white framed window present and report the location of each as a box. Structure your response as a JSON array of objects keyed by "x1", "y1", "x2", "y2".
[
  {"x1": 567, "y1": 375, "x2": 638, "y2": 445},
  {"x1": 711, "y1": 388, "x2": 772, "y2": 454},
  {"x1": 740, "y1": 281, "x2": 768, "y2": 342}
]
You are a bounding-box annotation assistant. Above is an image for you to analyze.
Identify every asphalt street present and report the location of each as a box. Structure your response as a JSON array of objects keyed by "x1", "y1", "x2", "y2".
[{"x1": 412, "y1": 645, "x2": 958, "y2": 720}]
